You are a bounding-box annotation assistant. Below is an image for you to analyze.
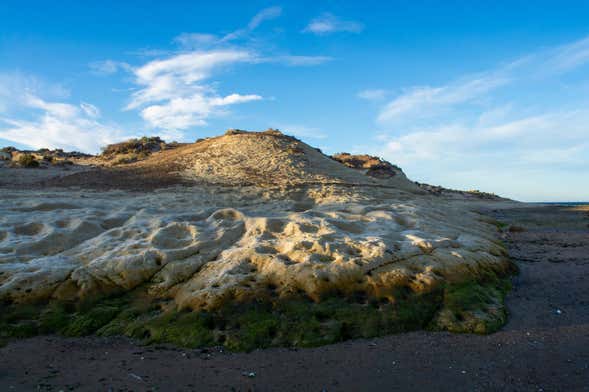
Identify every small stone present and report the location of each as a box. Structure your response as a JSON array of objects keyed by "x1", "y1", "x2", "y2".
[{"x1": 129, "y1": 373, "x2": 143, "y2": 382}]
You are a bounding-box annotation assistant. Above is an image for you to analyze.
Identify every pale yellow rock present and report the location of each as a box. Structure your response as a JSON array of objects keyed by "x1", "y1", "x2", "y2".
[
  {"x1": 0, "y1": 131, "x2": 515, "y2": 310},
  {"x1": 0, "y1": 185, "x2": 512, "y2": 309}
]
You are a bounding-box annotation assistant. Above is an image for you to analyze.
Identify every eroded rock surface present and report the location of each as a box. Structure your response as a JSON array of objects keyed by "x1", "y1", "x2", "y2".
[
  {"x1": 0, "y1": 185, "x2": 511, "y2": 311},
  {"x1": 0, "y1": 130, "x2": 515, "y2": 346}
]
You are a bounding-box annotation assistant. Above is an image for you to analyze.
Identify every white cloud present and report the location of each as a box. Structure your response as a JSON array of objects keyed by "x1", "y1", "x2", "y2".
[
  {"x1": 109, "y1": 7, "x2": 331, "y2": 135},
  {"x1": 367, "y1": 35, "x2": 589, "y2": 200},
  {"x1": 140, "y1": 93, "x2": 261, "y2": 130},
  {"x1": 80, "y1": 102, "x2": 100, "y2": 118},
  {"x1": 248, "y1": 6, "x2": 282, "y2": 30},
  {"x1": 222, "y1": 6, "x2": 282, "y2": 42},
  {"x1": 303, "y1": 13, "x2": 363, "y2": 35},
  {"x1": 127, "y1": 50, "x2": 255, "y2": 109},
  {"x1": 375, "y1": 34, "x2": 589, "y2": 127},
  {"x1": 543, "y1": 35, "x2": 589, "y2": 73},
  {"x1": 210, "y1": 93, "x2": 262, "y2": 106},
  {"x1": 375, "y1": 108, "x2": 589, "y2": 167},
  {"x1": 0, "y1": 72, "x2": 129, "y2": 153},
  {"x1": 371, "y1": 108, "x2": 589, "y2": 200},
  {"x1": 0, "y1": 94, "x2": 128, "y2": 153},
  {"x1": 0, "y1": 72, "x2": 70, "y2": 113},
  {"x1": 377, "y1": 74, "x2": 509, "y2": 124},
  {"x1": 174, "y1": 33, "x2": 219, "y2": 49},
  {"x1": 126, "y1": 49, "x2": 262, "y2": 130},
  {"x1": 175, "y1": 6, "x2": 283, "y2": 49}
]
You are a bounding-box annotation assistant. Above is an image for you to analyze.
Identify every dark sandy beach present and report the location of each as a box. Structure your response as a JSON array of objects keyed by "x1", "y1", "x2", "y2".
[{"x1": 1, "y1": 204, "x2": 588, "y2": 391}]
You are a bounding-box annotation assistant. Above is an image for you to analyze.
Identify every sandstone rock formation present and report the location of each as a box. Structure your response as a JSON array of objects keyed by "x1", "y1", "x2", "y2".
[
  {"x1": 331, "y1": 153, "x2": 405, "y2": 179},
  {"x1": 0, "y1": 130, "x2": 515, "y2": 348}
]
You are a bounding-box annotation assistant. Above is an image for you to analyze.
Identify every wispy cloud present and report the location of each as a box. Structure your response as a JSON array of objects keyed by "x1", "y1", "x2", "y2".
[
  {"x1": 89, "y1": 60, "x2": 131, "y2": 75},
  {"x1": 125, "y1": 50, "x2": 262, "y2": 130},
  {"x1": 375, "y1": 34, "x2": 589, "y2": 128},
  {"x1": 377, "y1": 74, "x2": 509, "y2": 124},
  {"x1": 0, "y1": 72, "x2": 70, "y2": 111},
  {"x1": 357, "y1": 89, "x2": 387, "y2": 101},
  {"x1": 174, "y1": 33, "x2": 219, "y2": 49},
  {"x1": 175, "y1": 6, "x2": 283, "y2": 49},
  {"x1": 122, "y1": 49, "x2": 330, "y2": 132},
  {"x1": 247, "y1": 6, "x2": 282, "y2": 30},
  {"x1": 80, "y1": 102, "x2": 101, "y2": 118},
  {"x1": 118, "y1": 6, "x2": 331, "y2": 133},
  {"x1": 378, "y1": 110, "x2": 589, "y2": 169},
  {"x1": 543, "y1": 35, "x2": 589, "y2": 73},
  {"x1": 140, "y1": 93, "x2": 262, "y2": 130},
  {"x1": 303, "y1": 13, "x2": 363, "y2": 35},
  {"x1": 367, "y1": 34, "x2": 589, "y2": 200}
]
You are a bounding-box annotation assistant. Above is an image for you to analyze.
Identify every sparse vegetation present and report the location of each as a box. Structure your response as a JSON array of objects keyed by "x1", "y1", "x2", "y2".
[
  {"x1": 415, "y1": 183, "x2": 502, "y2": 199},
  {"x1": 466, "y1": 189, "x2": 500, "y2": 199},
  {"x1": 101, "y1": 136, "x2": 168, "y2": 158},
  {"x1": 435, "y1": 274, "x2": 513, "y2": 334},
  {"x1": 479, "y1": 217, "x2": 509, "y2": 232},
  {"x1": 111, "y1": 152, "x2": 148, "y2": 165},
  {"x1": 331, "y1": 153, "x2": 403, "y2": 178},
  {"x1": 17, "y1": 154, "x2": 40, "y2": 168},
  {"x1": 98, "y1": 136, "x2": 183, "y2": 165},
  {"x1": 508, "y1": 225, "x2": 526, "y2": 233}
]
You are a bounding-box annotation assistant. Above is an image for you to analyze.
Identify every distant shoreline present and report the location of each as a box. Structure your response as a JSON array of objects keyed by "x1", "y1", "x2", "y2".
[{"x1": 530, "y1": 202, "x2": 589, "y2": 205}]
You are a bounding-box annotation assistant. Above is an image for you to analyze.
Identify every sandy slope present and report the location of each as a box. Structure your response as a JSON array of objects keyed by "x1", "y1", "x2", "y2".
[{"x1": 25, "y1": 130, "x2": 420, "y2": 191}]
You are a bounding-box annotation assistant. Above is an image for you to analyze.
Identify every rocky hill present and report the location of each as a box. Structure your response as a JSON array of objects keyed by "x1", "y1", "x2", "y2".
[
  {"x1": 39, "y1": 130, "x2": 423, "y2": 192},
  {"x1": 0, "y1": 129, "x2": 516, "y2": 350}
]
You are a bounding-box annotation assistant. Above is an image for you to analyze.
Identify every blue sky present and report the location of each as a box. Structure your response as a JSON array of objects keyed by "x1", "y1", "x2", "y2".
[{"x1": 1, "y1": 1, "x2": 588, "y2": 201}]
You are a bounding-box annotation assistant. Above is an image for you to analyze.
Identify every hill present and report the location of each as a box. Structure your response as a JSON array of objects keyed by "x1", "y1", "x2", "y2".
[
  {"x1": 37, "y1": 129, "x2": 420, "y2": 192},
  {"x1": 0, "y1": 129, "x2": 516, "y2": 350}
]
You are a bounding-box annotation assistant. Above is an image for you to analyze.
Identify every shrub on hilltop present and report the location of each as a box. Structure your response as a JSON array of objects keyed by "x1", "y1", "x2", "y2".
[
  {"x1": 1, "y1": 146, "x2": 17, "y2": 153},
  {"x1": 331, "y1": 153, "x2": 403, "y2": 179},
  {"x1": 17, "y1": 154, "x2": 40, "y2": 168},
  {"x1": 101, "y1": 136, "x2": 168, "y2": 157}
]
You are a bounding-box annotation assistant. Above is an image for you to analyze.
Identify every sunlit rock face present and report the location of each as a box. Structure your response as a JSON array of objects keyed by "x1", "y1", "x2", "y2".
[
  {"x1": 0, "y1": 185, "x2": 510, "y2": 310},
  {"x1": 0, "y1": 131, "x2": 513, "y2": 340}
]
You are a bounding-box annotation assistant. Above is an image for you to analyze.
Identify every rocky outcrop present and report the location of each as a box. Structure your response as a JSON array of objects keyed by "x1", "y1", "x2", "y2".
[
  {"x1": 331, "y1": 153, "x2": 405, "y2": 179},
  {"x1": 0, "y1": 184, "x2": 511, "y2": 312},
  {"x1": 416, "y1": 182, "x2": 503, "y2": 200},
  {"x1": 0, "y1": 129, "x2": 515, "y2": 348}
]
